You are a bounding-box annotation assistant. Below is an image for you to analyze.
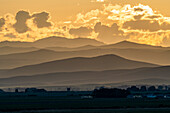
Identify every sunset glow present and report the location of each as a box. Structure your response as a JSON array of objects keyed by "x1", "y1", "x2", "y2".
[{"x1": 0, "y1": 0, "x2": 170, "y2": 46}]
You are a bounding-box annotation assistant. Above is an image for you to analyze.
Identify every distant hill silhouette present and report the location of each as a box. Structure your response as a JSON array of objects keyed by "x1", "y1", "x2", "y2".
[
  {"x1": 1, "y1": 46, "x2": 170, "y2": 69},
  {"x1": 33, "y1": 36, "x2": 104, "y2": 48},
  {"x1": 0, "y1": 40, "x2": 170, "y2": 69},
  {"x1": 0, "y1": 66, "x2": 169, "y2": 88},
  {"x1": 46, "y1": 41, "x2": 170, "y2": 51},
  {"x1": 0, "y1": 54, "x2": 158, "y2": 78},
  {"x1": 0, "y1": 36, "x2": 104, "y2": 48},
  {"x1": 119, "y1": 78, "x2": 170, "y2": 85},
  {"x1": 0, "y1": 46, "x2": 38, "y2": 55},
  {"x1": 47, "y1": 45, "x2": 97, "y2": 52},
  {"x1": 44, "y1": 41, "x2": 170, "y2": 65},
  {"x1": 0, "y1": 49, "x2": 61, "y2": 69},
  {"x1": 103, "y1": 41, "x2": 168, "y2": 49}
]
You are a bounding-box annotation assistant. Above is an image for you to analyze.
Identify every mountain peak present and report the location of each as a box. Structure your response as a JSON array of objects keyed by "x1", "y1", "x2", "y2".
[{"x1": 104, "y1": 40, "x2": 163, "y2": 49}]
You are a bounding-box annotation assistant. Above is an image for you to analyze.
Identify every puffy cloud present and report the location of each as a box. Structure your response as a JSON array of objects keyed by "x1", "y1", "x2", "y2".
[
  {"x1": 133, "y1": 14, "x2": 144, "y2": 20},
  {"x1": 134, "y1": 8, "x2": 144, "y2": 12},
  {"x1": 13, "y1": 11, "x2": 52, "y2": 33},
  {"x1": 0, "y1": 10, "x2": 65, "y2": 42},
  {"x1": 94, "y1": 22, "x2": 125, "y2": 43},
  {"x1": 146, "y1": 15, "x2": 162, "y2": 19},
  {"x1": 161, "y1": 35, "x2": 170, "y2": 47},
  {"x1": 123, "y1": 16, "x2": 170, "y2": 32},
  {"x1": 69, "y1": 27, "x2": 93, "y2": 37},
  {"x1": 32, "y1": 12, "x2": 52, "y2": 28},
  {"x1": 126, "y1": 32, "x2": 168, "y2": 46},
  {"x1": 0, "y1": 18, "x2": 5, "y2": 28},
  {"x1": 161, "y1": 22, "x2": 170, "y2": 31},
  {"x1": 13, "y1": 11, "x2": 31, "y2": 33},
  {"x1": 123, "y1": 19, "x2": 160, "y2": 32},
  {"x1": 4, "y1": 33, "x2": 16, "y2": 38}
]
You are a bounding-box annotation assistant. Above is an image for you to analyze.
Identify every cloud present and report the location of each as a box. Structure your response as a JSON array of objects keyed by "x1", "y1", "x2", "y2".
[
  {"x1": 134, "y1": 8, "x2": 144, "y2": 12},
  {"x1": 0, "y1": 10, "x2": 62, "y2": 42},
  {"x1": 123, "y1": 16, "x2": 170, "y2": 32},
  {"x1": 32, "y1": 12, "x2": 52, "y2": 28},
  {"x1": 0, "y1": 18, "x2": 5, "y2": 28},
  {"x1": 94, "y1": 22, "x2": 125, "y2": 43},
  {"x1": 123, "y1": 19, "x2": 160, "y2": 32},
  {"x1": 4, "y1": 33, "x2": 16, "y2": 38},
  {"x1": 91, "y1": 0, "x2": 105, "y2": 3},
  {"x1": 13, "y1": 11, "x2": 52, "y2": 33},
  {"x1": 133, "y1": 14, "x2": 144, "y2": 20},
  {"x1": 146, "y1": 15, "x2": 161, "y2": 19},
  {"x1": 161, "y1": 36, "x2": 170, "y2": 47},
  {"x1": 69, "y1": 27, "x2": 93, "y2": 37},
  {"x1": 13, "y1": 11, "x2": 31, "y2": 33}
]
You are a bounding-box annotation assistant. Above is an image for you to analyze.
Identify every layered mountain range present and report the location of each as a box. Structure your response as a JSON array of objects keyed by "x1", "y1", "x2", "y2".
[{"x1": 0, "y1": 36, "x2": 169, "y2": 89}]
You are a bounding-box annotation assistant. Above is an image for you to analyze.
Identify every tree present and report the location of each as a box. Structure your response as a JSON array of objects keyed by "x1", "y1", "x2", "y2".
[
  {"x1": 93, "y1": 88, "x2": 130, "y2": 98},
  {"x1": 148, "y1": 86, "x2": 156, "y2": 91},
  {"x1": 140, "y1": 86, "x2": 147, "y2": 91}
]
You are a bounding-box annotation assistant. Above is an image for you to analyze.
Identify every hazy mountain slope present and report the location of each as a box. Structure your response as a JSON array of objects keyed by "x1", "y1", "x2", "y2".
[
  {"x1": 45, "y1": 41, "x2": 170, "y2": 65},
  {"x1": 0, "y1": 36, "x2": 104, "y2": 48},
  {"x1": 0, "y1": 54, "x2": 158, "y2": 78},
  {"x1": 102, "y1": 41, "x2": 170, "y2": 49},
  {"x1": 0, "y1": 46, "x2": 38, "y2": 55},
  {"x1": 0, "y1": 66, "x2": 169, "y2": 88},
  {"x1": 47, "y1": 45, "x2": 97, "y2": 52},
  {"x1": 0, "y1": 40, "x2": 169, "y2": 69},
  {"x1": 0, "y1": 41, "x2": 31, "y2": 48},
  {"x1": 120, "y1": 78, "x2": 170, "y2": 85},
  {"x1": 46, "y1": 41, "x2": 170, "y2": 52},
  {"x1": 0, "y1": 49, "x2": 61, "y2": 69},
  {"x1": 0, "y1": 47, "x2": 169, "y2": 69},
  {"x1": 33, "y1": 37, "x2": 104, "y2": 48},
  {"x1": 101, "y1": 48, "x2": 170, "y2": 65}
]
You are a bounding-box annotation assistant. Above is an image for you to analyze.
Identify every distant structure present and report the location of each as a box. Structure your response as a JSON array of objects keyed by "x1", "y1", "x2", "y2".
[
  {"x1": 25, "y1": 88, "x2": 47, "y2": 93},
  {"x1": 67, "y1": 88, "x2": 71, "y2": 92},
  {"x1": 15, "y1": 89, "x2": 19, "y2": 93}
]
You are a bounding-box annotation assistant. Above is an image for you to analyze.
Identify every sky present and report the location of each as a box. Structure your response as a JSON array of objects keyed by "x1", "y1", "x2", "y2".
[{"x1": 0, "y1": 0, "x2": 170, "y2": 46}]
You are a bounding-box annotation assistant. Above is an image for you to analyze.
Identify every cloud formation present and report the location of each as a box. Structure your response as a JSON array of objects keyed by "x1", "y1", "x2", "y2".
[
  {"x1": 161, "y1": 35, "x2": 170, "y2": 47},
  {"x1": 13, "y1": 11, "x2": 31, "y2": 33},
  {"x1": 32, "y1": 12, "x2": 52, "y2": 28},
  {"x1": 12, "y1": 11, "x2": 52, "y2": 34},
  {"x1": 94, "y1": 22, "x2": 125, "y2": 43},
  {"x1": 123, "y1": 15, "x2": 170, "y2": 32},
  {"x1": 0, "y1": 4, "x2": 170, "y2": 46},
  {"x1": 71, "y1": 4, "x2": 170, "y2": 46},
  {"x1": 69, "y1": 27, "x2": 93, "y2": 37},
  {"x1": 0, "y1": 18, "x2": 5, "y2": 28}
]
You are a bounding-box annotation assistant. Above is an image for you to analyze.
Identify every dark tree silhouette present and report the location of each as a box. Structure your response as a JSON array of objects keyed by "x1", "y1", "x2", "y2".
[
  {"x1": 93, "y1": 88, "x2": 130, "y2": 98},
  {"x1": 148, "y1": 86, "x2": 156, "y2": 91}
]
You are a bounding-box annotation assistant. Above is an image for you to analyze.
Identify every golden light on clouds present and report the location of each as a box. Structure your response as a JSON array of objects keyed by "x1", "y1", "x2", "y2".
[
  {"x1": 91, "y1": 0, "x2": 105, "y2": 3},
  {"x1": 0, "y1": 3, "x2": 170, "y2": 46}
]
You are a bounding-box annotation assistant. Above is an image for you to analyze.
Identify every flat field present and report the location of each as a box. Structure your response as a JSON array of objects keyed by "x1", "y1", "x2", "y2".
[{"x1": 0, "y1": 96, "x2": 170, "y2": 113}]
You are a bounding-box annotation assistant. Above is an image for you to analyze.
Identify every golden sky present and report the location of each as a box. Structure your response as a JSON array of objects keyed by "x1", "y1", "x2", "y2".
[
  {"x1": 0, "y1": 0, "x2": 170, "y2": 46},
  {"x1": 1, "y1": 0, "x2": 170, "y2": 21}
]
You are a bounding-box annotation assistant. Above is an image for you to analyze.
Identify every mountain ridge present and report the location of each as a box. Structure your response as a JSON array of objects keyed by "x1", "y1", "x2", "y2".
[
  {"x1": 0, "y1": 36, "x2": 104, "y2": 48},
  {"x1": 0, "y1": 54, "x2": 158, "y2": 78},
  {"x1": 0, "y1": 66, "x2": 169, "y2": 88}
]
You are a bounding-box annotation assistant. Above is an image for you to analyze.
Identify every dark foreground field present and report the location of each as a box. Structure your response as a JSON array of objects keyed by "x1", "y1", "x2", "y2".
[
  {"x1": 16, "y1": 108, "x2": 170, "y2": 113},
  {"x1": 1, "y1": 96, "x2": 170, "y2": 113}
]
